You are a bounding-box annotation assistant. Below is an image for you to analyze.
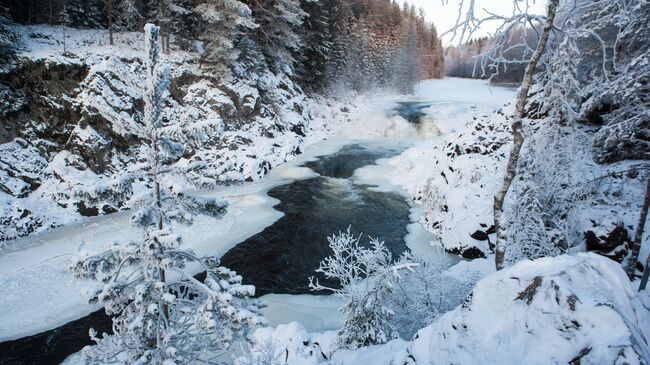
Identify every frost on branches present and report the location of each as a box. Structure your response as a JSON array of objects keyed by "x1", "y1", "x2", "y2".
[
  {"x1": 386, "y1": 252, "x2": 476, "y2": 339},
  {"x1": 70, "y1": 24, "x2": 265, "y2": 365},
  {"x1": 309, "y1": 228, "x2": 417, "y2": 349}
]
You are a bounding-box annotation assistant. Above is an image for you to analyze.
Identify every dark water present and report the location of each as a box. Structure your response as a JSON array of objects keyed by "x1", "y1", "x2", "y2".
[
  {"x1": 0, "y1": 310, "x2": 112, "y2": 365},
  {"x1": 392, "y1": 101, "x2": 431, "y2": 124},
  {"x1": 0, "y1": 103, "x2": 425, "y2": 364},
  {"x1": 303, "y1": 144, "x2": 405, "y2": 179},
  {"x1": 220, "y1": 147, "x2": 411, "y2": 295}
]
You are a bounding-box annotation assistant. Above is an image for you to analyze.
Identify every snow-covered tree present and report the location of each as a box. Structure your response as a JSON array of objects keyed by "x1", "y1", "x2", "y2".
[
  {"x1": 0, "y1": 5, "x2": 24, "y2": 117},
  {"x1": 445, "y1": 0, "x2": 560, "y2": 270},
  {"x1": 391, "y1": 16, "x2": 419, "y2": 93},
  {"x1": 195, "y1": 0, "x2": 257, "y2": 71},
  {"x1": 386, "y1": 252, "x2": 476, "y2": 339},
  {"x1": 445, "y1": 0, "x2": 648, "y2": 271},
  {"x1": 309, "y1": 228, "x2": 416, "y2": 349},
  {"x1": 59, "y1": 0, "x2": 103, "y2": 28},
  {"x1": 0, "y1": 5, "x2": 18, "y2": 72},
  {"x1": 58, "y1": 2, "x2": 71, "y2": 54},
  {"x1": 246, "y1": 0, "x2": 307, "y2": 72},
  {"x1": 71, "y1": 24, "x2": 265, "y2": 364},
  {"x1": 298, "y1": 0, "x2": 334, "y2": 90},
  {"x1": 119, "y1": 0, "x2": 142, "y2": 31}
]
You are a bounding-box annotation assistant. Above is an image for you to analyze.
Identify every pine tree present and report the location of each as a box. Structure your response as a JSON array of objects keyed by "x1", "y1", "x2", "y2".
[
  {"x1": 114, "y1": 0, "x2": 141, "y2": 32},
  {"x1": 0, "y1": 5, "x2": 18, "y2": 74},
  {"x1": 194, "y1": 0, "x2": 257, "y2": 71},
  {"x1": 71, "y1": 24, "x2": 265, "y2": 364},
  {"x1": 298, "y1": 0, "x2": 334, "y2": 90},
  {"x1": 247, "y1": 0, "x2": 307, "y2": 71},
  {"x1": 391, "y1": 16, "x2": 419, "y2": 93},
  {"x1": 59, "y1": 0, "x2": 103, "y2": 28}
]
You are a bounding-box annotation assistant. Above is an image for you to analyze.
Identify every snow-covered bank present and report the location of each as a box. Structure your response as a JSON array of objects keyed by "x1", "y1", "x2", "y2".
[
  {"x1": 355, "y1": 80, "x2": 515, "y2": 258},
  {"x1": 235, "y1": 77, "x2": 650, "y2": 364},
  {"x1": 0, "y1": 25, "x2": 356, "y2": 243},
  {"x1": 243, "y1": 253, "x2": 650, "y2": 365},
  {"x1": 0, "y1": 78, "x2": 438, "y2": 341}
]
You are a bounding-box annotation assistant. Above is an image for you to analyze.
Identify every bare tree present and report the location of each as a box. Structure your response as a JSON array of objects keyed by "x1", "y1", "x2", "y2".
[
  {"x1": 494, "y1": 0, "x2": 559, "y2": 270},
  {"x1": 443, "y1": 0, "x2": 560, "y2": 270}
]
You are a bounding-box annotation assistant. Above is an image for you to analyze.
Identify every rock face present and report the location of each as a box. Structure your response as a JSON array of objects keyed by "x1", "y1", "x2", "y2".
[
  {"x1": 0, "y1": 27, "x2": 350, "y2": 243},
  {"x1": 406, "y1": 104, "x2": 513, "y2": 259},
  {"x1": 585, "y1": 224, "x2": 632, "y2": 263}
]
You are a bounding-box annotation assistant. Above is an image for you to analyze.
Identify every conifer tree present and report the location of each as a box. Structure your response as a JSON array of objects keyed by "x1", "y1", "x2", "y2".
[
  {"x1": 71, "y1": 24, "x2": 265, "y2": 364},
  {"x1": 194, "y1": 0, "x2": 257, "y2": 71}
]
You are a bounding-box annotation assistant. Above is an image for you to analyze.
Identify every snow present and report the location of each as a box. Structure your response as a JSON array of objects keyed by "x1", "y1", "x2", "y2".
[
  {"x1": 243, "y1": 254, "x2": 649, "y2": 365},
  {"x1": 0, "y1": 77, "x2": 449, "y2": 341},
  {"x1": 260, "y1": 294, "x2": 344, "y2": 333},
  {"x1": 353, "y1": 81, "x2": 515, "y2": 258},
  {"x1": 414, "y1": 77, "x2": 516, "y2": 106},
  {"x1": 4, "y1": 73, "x2": 647, "y2": 365},
  {"x1": 0, "y1": 190, "x2": 280, "y2": 341},
  {"x1": 406, "y1": 253, "x2": 649, "y2": 365}
]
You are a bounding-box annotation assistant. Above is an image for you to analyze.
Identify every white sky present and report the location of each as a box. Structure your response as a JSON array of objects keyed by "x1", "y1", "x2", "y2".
[{"x1": 397, "y1": 0, "x2": 547, "y2": 45}]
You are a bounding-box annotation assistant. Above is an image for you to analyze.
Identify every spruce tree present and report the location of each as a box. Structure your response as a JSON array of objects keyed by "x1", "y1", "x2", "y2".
[{"x1": 71, "y1": 24, "x2": 265, "y2": 364}]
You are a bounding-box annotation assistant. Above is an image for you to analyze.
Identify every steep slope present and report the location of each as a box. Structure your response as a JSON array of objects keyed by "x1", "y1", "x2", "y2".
[{"x1": 0, "y1": 26, "x2": 353, "y2": 243}]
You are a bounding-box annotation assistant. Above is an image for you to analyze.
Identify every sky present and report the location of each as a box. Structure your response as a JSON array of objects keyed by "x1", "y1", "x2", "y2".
[{"x1": 398, "y1": 0, "x2": 547, "y2": 45}]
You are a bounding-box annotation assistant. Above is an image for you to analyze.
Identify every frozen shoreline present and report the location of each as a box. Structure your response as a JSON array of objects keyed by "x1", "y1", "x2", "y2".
[{"x1": 0, "y1": 78, "x2": 513, "y2": 345}]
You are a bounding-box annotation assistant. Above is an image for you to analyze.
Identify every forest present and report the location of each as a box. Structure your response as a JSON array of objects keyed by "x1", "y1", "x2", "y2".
[{"x1": 2, "y1": 0, "x2": 444, "y2": 93}]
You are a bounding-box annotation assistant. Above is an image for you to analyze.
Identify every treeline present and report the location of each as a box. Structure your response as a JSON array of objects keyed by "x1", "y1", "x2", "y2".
[
  {"x1": 3, "y1": 0, "x2": 445, "y2": 93},
  {"x1": 445, "y1": 27, "x2": 536, "y2": 84}
]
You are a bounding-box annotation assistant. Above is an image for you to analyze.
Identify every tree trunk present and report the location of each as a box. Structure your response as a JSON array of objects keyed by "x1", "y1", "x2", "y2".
[
  {"x1": 27, "y1": 0, "x2": 32, "y2": 24},
  {"x1": 640, "y1": 255, "x2": 650, "y2": 291},
  {"x1": 494, "y1": 0, "x2": 559, "y2": 271},
  {"x1": 62, "y1": 26, "x2": 67, "y2": 55},
  {"x1": 108, "y1": 0, "x2": 114, "y2": 45},
  {"x1": 627, "y1": 175, "x2": 650, "y2": 279}
]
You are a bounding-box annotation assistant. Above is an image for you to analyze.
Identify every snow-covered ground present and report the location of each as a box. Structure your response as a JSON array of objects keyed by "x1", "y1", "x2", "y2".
[
  {"x1": 1, "y1": 78, "x2": 484, "y2": 342},
  {"x1": 241, "y1": 253, "x2": 650, "y2": 365},
  {"x1": 6, "y1": 76, "x2": 649, "y2": 365}
]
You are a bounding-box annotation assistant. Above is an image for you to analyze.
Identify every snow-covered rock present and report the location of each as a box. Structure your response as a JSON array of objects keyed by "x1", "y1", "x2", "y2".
[
  {"x1": 405, "y1": 253, "x2": 649, "y2": 365},
  {"x1": 240, "y1": 254, "x2": 649, "y2": 365},
  {"x1": 383, "y1": 101, "x2": 513, "y2": 258},
  {"x1": 0, "y1": 26, "x2": 355, "y2": 243}
]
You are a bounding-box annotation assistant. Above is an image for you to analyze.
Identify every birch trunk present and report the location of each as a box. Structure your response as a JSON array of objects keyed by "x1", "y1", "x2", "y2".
[
  {"x1": 494, "y1": 0, "x2": 559, "y2": 271},
  {"x1": 627, "y1": 175, "x2": 650, "y2": 279}
]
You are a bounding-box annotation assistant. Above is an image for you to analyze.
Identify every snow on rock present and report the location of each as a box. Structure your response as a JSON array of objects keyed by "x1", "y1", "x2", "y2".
[
  {"x1": 404, "y1": 253, "x2": 649, "y2": 365},
  {"x1": 243, "y1": 254, "x2": 649, "y2": 365},
  {"x1": 0, "y1": 25, "x2": 356, "y2": 242},
  {"x1": 378, "y1": 99, "x2": 514, "y2": 258}
]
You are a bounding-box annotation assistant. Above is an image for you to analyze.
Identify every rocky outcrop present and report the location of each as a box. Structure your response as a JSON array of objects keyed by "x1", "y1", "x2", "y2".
[
  {"x1": 0, "y1": 27, "x2": 350, "y2": 243},
  {"x1": 405, "y1": 254, "x2": 649, "y2": 365},
  {"x1": 584, "y1": 224, "x2": 633, "y2": 263}
]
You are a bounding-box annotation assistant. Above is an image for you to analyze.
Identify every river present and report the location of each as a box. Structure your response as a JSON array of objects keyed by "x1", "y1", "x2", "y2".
[{"x1": 0, "y1": 101, "x2": 440, "y2": 365}]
